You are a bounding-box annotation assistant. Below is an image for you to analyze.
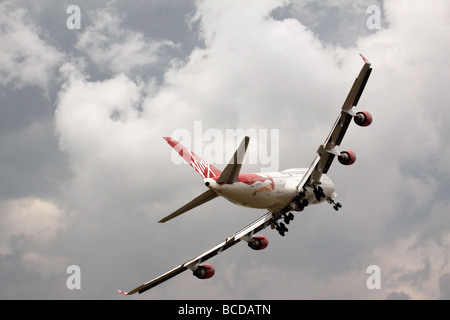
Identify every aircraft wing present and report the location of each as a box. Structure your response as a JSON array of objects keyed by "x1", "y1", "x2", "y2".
[
  {"x1": 119, "y1": 211, "x2": 274, "y2": 295},
  {"x1": 298, "y1": 54, "x2": 372, "y2": 187}
]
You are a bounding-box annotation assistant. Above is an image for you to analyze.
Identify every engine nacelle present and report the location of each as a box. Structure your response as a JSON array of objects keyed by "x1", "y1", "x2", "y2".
[
  {"x1": 193, "y1": 264, "x2": 215, "y2": 279},
  {"x1": 338, "y1": 150, "x2": 356, "y2": 165},
  {"x1": 354, "y1": 111, "x2": 373, "y2": 127},
  {"x1": 248, "y1": 235, "x2": 269, "y2": 250}
]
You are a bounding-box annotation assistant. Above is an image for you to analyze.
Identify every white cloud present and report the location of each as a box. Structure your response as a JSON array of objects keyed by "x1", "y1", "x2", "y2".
[
  {"x1": 0, "y1": 197, "x2": 71, "y2": 256},
  {"x1": 0, "y1": 2, "x2": 63, "y2": 90},
  {"x1": 0, "y1": 197, "x2": 73, "y2": 281},
  {"x1": 76, "y1": 8, "x2": 177, "y2": 74},
  {"x1": 54, "y1": 61, "x2": 190, "y2": 220},
  {"x1": 161, "y1": 0, "x2": 344, "y2": 132}
]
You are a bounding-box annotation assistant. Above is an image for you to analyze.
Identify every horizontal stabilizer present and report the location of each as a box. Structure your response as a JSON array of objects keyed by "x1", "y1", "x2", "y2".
[{"x1": 158, "y1": 189, "x2": 218, "y2": 223}]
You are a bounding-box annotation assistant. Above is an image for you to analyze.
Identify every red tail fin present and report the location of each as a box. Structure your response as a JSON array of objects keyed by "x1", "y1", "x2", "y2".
[{"x1": 164, "y1": 137, "x2": 222, "y2": 179}]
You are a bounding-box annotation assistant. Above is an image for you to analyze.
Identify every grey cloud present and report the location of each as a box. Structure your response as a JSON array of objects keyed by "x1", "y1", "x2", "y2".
[
  {"x1": 75, "y1": 7, "x2": 178, "y2": 75},
  {"x1": 0, "y1": 2, "x2": 63, "y2": 90},
  {"x1": 386, "y1": 291, "x2": 411, "y2": 300},
  {"x1": 439, "y1": 273, "x2": 450, "y2": 299}
]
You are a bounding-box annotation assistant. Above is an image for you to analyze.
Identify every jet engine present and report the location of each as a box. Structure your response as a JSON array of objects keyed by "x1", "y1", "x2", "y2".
[
  {"x1": 338, "y1": 150, "x2": 356, "y2": 165},
  {"x1": 193, "y1": 264, "x2": 215, "y2": 279},
  {"x1": 354, "y1": 111, "x2": 373, "y2": 127},
  {"x1": 247, "y1": 235, "x2": 269, "y2": 250}
]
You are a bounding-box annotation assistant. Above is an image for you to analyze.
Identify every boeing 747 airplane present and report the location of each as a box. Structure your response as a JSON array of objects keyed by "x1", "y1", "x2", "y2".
[{"x1": 118, "y1": 54, "x2": 373, "y2": 295}]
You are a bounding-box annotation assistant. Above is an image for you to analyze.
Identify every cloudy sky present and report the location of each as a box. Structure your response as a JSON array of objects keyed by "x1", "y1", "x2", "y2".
[{"x1": 1, "y1": 0, "x2": 450, "y2": 299}]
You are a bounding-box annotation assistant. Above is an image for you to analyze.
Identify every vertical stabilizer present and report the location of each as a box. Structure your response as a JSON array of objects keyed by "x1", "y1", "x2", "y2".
[
  {"x1": 216, "y1": 136, "x2": 250, "y2": 184},
  {"x1": 163, "y1": 137, "x2": 222, "y2": 179}
]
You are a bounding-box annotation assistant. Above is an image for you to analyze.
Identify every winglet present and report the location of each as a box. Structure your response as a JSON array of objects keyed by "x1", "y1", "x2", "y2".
[
  {"x1": 359, "y1": 53, "x2": 370, "y2": 65},
  {"x1": 116, "y1": 289, "x2": 129, "y2": 295}
]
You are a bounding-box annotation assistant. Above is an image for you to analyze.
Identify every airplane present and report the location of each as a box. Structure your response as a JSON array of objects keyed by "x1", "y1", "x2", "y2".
[{"x1": 118, "y1": 54, "x2": 373, "y2": 295}]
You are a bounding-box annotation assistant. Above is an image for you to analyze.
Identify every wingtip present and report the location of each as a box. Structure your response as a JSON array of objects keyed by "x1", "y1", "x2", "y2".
[
  {"x1": 359, "y1": 53, "x2": 370, "y2": 64},
  {"x1": 116, "y1": 289, "x2": 129, "y2": 295}
]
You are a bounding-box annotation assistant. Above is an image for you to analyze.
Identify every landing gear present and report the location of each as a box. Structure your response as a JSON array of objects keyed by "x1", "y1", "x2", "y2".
[
  {"x1": 293, "y1": 197, "x2": 309, "y2": 211},
  {"x1": 272, "y1": 190, "x2": 342, "y2": 237},
  {"x1": 289, "y1": 192, "x2": 309, "y2": 212},
  {"x1": 275, "y1": 221, "x2": 289, "y2": 237},
  {"x1": 313, "y1": 186, "x2": 326, "y2": 201},
  {"x1": 273, "y1": 195, "x2": 309, "y2": 236},
  {"x1": 282, "y1": 212, "x2": 294, "y2": 225},
  {"x1": 327, "y1": 197, "x2": 342, "y2": 212}
]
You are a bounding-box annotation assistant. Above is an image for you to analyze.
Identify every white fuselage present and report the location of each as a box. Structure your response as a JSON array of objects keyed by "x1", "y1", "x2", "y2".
[{"x1": 204, "y1": 168, "x2": 335, "y2": 213}]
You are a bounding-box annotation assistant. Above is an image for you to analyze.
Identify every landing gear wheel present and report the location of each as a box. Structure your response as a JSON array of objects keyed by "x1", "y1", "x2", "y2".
[
  {"x1": 275, "y1": 221, "x2": 289, "y2": 236},
  {"x1": 314, "y1": 186, "x2": 326, "y2": 201},
  {"x1": 295, "y1": 200, "x2": 304, "y2": 212},
  {"x1": 283, "y1": 212, "x2": 294, "y2": 224}
]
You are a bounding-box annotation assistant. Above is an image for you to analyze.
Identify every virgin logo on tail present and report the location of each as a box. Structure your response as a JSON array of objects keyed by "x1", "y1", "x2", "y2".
[{"x1": 164, "y1": 137, "x2": 221, "y2": 179}]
